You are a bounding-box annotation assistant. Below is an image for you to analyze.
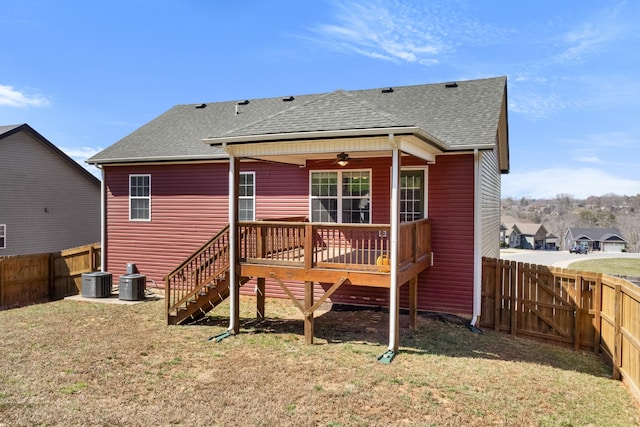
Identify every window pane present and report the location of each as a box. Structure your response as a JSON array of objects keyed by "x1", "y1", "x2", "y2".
[
  {"x1": 130, "y1": 175, "x2": 150, "y2": 197},
  {"x1": 342, "y1": 198, "x2": 370, "y2": 223},
  {"x1": 239, "y1": 173, "x2": 254, "y2": 197},
  {"x1": 311, "y1": 198, "x2": 337, "y2": 222},
  {"x1": 239, "y1": 199, "x2": 253, "y2": 221},
  {"x1": 400, "y1": 170, "x2": 424, "y2": 222},
  {"x1": 342, "y1": 171, "x2": 370, "y2": 197},
  {"x1": 312, "y1": 172, "x2": 337, "y2": 197},
  {"x1": 131, "y1": 199, "x2": 150, "y2": 220}
]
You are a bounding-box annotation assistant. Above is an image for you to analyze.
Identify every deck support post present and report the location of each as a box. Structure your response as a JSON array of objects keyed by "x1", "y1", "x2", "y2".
[
  {"x1": 304, "y1": 281, "x2": 314, "y2": 345},
  {"x1": 256, "y1": 277, "x2": 266, "y2": 321},
  {"x1": 227, "y1": 149, "x2": 240, "y2": 335},
  {"x1": 387, "y1": 136, "x2": 401, "y2": 354},
  {"x1": 409, "y1": 276, "x2": 418, "y2": 330}
]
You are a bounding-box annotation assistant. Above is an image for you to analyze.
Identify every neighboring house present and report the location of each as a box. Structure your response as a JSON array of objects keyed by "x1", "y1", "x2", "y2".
[
  {"x1": 564, "y1": 228, "x2": 627, "y2": 252},
  {"x1": 88, "y1": 76, "x2": 509, "y2": 353},
  {"x1": 0, "y1": 124, "x2": 100, "y2": 256},
  {"x1": 506, "y1": 223, "x2": 548, "y2": 250},
  {"x1": 546, "y1": 233, "x2": 559, "y2": 250}
]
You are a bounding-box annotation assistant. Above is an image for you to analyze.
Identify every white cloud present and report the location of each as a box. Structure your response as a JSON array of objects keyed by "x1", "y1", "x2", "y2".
[
  {"x1": 60, "y1": 145, "x2": 103, "y2": 179},
  {"x1": 310, "y1": 0, "x2": 502, "y2": 66},
  {"x1": 502, "y1": 168, "x2": 640, "y2": 199},
  {"x1": 0, "y1": 84, "x2": 50, "y2": 108},
  {"x1": 555, "y1": 5, "x2": 625, "y2": 64}
]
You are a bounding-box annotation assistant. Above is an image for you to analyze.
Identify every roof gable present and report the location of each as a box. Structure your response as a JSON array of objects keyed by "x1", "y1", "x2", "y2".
[
  {"x1": 1, "y1": 123, "x2": 100, "y2": 185},
  {"x1": 221, "y1": 90, "x2": 409, "y2": 138},
  {"x1": 567, "y1": 227, "x2": 626, "y2": 242}
]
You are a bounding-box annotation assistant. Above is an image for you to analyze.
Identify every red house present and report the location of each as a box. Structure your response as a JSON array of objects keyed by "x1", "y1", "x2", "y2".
[{"x1": 88, "y1": 76, "x2": 509, "y2": 358}]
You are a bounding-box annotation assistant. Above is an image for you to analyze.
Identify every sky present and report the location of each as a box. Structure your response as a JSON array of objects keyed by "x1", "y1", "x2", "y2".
[{"x1": 2, "y1": 0, "x2": 640, "y2": 200}]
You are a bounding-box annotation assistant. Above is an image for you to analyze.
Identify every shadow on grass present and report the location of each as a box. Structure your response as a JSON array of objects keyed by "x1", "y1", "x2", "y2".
[{"x1": 195, "y1": 304, "x2": 609, "y2": 377}]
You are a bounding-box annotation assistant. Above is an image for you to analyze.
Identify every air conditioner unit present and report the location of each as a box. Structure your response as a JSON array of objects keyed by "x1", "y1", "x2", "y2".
[
  {"x1": 81, "y1": 272, "x2": 113, "y2": 298},
  {"x1": 118, "y1": 274, "x2": 146, "y2": 301}
]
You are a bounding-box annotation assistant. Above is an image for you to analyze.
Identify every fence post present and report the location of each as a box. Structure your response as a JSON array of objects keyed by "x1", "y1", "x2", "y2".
[
  {"x1": 613, "y1": 284, "x2": 622, "y2": 380},
  {"x1": 574, "y1": 272, "x2": 582, "y2": 351},
  {"x1": 0, "y1": 258, "x2": 3, "y2": 307},
  {"x1": 494, "y1": 258, "x2": 501, "y2": 331},
  {"x1": 48, "y1": 253, "x2": 55, "y2": 300},
  {"x1": 593, "y1": 274, "x2": 602, "y2": 354},
  {"x1": 511, "y1": 261, "x2": 519, "y2": 337}
]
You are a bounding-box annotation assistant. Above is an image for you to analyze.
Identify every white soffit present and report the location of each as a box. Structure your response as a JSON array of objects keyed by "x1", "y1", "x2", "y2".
[{"x1": 219, "y1": 134, "x2": 442, "y2": 165}]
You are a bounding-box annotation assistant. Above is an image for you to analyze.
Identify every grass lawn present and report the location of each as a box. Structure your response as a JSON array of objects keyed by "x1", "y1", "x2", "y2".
[
  {"x1": 567, "y1": 258, "x2": 640, "y2": 277},
  {"x1": 1, "y1": 295, "x2": 639, "y2": 426}
]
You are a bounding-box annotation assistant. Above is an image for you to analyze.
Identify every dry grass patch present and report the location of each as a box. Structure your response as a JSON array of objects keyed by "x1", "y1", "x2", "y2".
[{"x1": 0, "y1": 296, "x2": 639, "y2": 426}]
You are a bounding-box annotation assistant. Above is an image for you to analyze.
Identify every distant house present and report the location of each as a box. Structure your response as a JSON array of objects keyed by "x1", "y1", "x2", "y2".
[
  {"x1": 564, "y1": 228, "x2": 627, "y2": 252},
  {"x1": 504, "y1": 222, "x2": 548, "y2": 250},
  {"x1": 546, "y1": 233, "x2": 559, "y2": 250},
  {"x1": 87, "y1": 77, "x2": 509, "y2": 351},
  {"x1": 0, "y1": 124, "x2": 100, "y2": 256}
]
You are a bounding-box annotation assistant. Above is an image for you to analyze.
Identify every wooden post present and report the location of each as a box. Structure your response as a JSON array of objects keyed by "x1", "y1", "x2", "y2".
[
  {"x1": 304, "y1": 281, "x2": 314, "y2": 345},
  {"x1": 574, "y1": 273, "x2": 583, "y2": 351},
  {"x1": 48, "y1": 253, "x2": 54, "y2": 300},
  {"x1": 613, "y1": 284, "x2": 622, "y2": 380},
  {"x1": 304, "y1": 223, "x2": 313, "y2": 270},
  {"x1": 594, "y1": 274, "x2": 602, "y2": 354},
  {"x1": 494, "y1": 258, "x2": 501, "y2": 331},
  {"x1": 409, "y1": 276, "x2": 417, "y2": 330},
  {"x1": 256, "y1": 277, "x2": 265, "y2": 321},
  {"x1": 511, "y1": 261, "x2": 519, "y2": 337}
]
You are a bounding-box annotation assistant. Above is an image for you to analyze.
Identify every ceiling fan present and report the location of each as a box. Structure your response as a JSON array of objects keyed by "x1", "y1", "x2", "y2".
[
  {"x1": 335, "y1": 152, "x2": 350, "y2": 166},
  {"x1": 315, "y1": 152, "x2": 354, "y2": 166}
]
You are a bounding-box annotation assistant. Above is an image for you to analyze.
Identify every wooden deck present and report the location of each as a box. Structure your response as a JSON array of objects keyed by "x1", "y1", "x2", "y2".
[
  {"x1": 239, "y1": 219, "x2": 432, "y2": 287},
  {"x1": 165, "y1": 218, "x2": 432, "y2": 329}
]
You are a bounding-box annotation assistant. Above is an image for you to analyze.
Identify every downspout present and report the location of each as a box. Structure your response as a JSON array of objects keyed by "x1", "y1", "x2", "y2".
[
  {"x1": 98, "y1": 165, "x2": 106, "y2": 272},
  {"x1": 470, "y1": 148, "x2": 482, "y2": 328}
]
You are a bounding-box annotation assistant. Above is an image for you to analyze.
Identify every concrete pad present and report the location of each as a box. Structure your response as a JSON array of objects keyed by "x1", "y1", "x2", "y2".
[{"x1": 64, "y1": 291, "x2": 163, "y2": 305}]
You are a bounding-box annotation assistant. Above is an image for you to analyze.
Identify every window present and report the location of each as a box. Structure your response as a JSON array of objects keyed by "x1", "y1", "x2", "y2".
[
  {"x1": 0, "y1": 224, "x2": 5, "y2": 249},
  {"x1": 239, "y1": 172, "x2": 255, "y2": 221},
  {"x1": 310, "y1": 170, "x2": 370, "y2": 223},
  {"x1": 129, "y1": 174, "x2": 151, "y2": 221},
  {"x1": 400, "y1": 169, "x2": 426, "y2": 222}
]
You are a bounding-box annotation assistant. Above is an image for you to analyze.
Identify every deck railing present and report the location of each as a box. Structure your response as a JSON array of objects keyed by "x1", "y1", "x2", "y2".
[
  {"x1": 166, "y1": 218, "x2": 432, "y2": 320},
  {"x1": 165, "y1": 226, "x2": 230, "y2": 318},
  {"x1": 240, "y1": 218, "x2": 431, "y2": 272}
]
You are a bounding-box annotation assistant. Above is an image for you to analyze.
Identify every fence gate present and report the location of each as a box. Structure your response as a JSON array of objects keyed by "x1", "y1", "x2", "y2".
[{"x1": 516, "y1": 263, "x2": 576, "y2": 346}]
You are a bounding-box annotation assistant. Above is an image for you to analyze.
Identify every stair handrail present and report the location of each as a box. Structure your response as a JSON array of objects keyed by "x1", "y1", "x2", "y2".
[{"x1": 165, "y1": 225, "x2": 231, "y2": 318}]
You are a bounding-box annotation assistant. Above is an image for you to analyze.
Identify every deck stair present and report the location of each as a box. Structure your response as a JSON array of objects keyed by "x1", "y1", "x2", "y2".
[{"x1": 165, "y1": 225, "x2": 248, "y2": 325}]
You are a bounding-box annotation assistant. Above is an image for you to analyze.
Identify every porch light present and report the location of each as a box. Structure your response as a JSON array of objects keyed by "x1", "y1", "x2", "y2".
[{"x1": 336, "y1": 152, "x2": 349, "y2": 167}]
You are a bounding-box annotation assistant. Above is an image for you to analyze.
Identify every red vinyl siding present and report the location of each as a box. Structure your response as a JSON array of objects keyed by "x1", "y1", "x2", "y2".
[
  {"x1": 419, "y1": 154, "x2": 475, "y2": 317},
  {"x1": 103, "y1": 154, "x2": 475, "y2": 318}
]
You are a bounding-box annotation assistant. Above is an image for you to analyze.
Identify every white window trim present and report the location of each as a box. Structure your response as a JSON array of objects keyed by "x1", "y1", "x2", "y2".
[
  {"x1": 0, "y1": 224, "x2": 6, "y2": 249},
  {"x1": 396, "y1": 166, "x2": 429, "y2": 220},
  {"x1": 129, "y1": 174, "x2": 151, "y2": 222},
  {"x1": 239, "y1": 171, "x2": 256, "y2": 221},
  {"x1": 309, "y1": 168, "x2": 372, "y2": 224}
]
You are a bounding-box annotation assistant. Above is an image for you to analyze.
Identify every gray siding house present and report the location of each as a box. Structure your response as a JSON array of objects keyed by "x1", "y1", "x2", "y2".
[
  {"x1": 564, "y1": 228, "x2": 627, "y2": 252},
  {"x1": 0, "y1": 124, "x2": 100, "y2": 256}
]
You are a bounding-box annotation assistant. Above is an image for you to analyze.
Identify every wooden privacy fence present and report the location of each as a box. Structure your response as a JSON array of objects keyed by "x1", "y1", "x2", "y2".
[
  {"x1": 481, "y1": 257, "x2": 640, "y2": 403},
  {"x1": 0, "y1": 243, "x2": 101, "y2": 308}
]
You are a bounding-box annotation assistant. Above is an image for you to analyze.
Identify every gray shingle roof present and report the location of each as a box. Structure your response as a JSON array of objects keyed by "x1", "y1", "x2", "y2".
[
  {"x1": 88, "y1": 76, "x2": 507, "y2": 164},
  {"x1": 568, "y1": 228, "x2": 626, "y2": 242}
]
